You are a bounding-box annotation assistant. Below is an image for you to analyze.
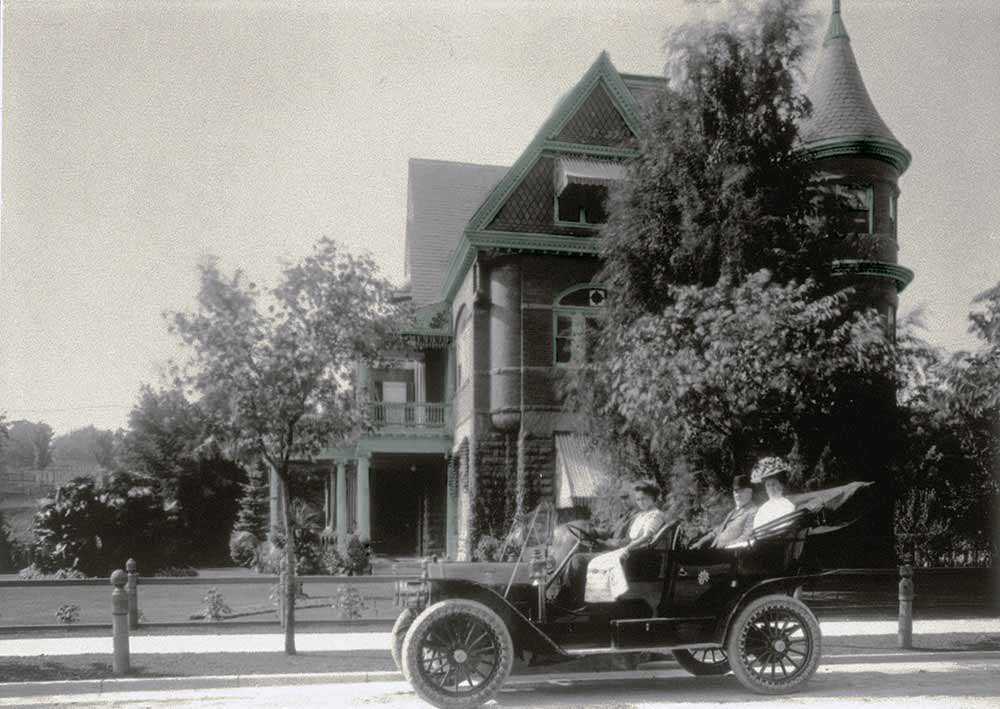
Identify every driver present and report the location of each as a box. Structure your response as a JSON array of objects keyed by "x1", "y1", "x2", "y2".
[{"x1": 553, "y1": 482, "x2": 667, "y2": 608}]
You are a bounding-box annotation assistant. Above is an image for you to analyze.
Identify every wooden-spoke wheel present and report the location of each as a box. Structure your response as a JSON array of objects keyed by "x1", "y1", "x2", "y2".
[
  {"x1": 672, "y1": 647, "x2": 730, "y2": 676},
  {"x1": 401, "y1": 599, "x2": 514, "y2": 709},
  {"x1": 727, "y1": 594, "x2": 821, "y2": 695}
]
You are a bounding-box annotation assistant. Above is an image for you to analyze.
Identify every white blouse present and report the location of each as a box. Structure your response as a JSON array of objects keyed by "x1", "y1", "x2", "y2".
[
  {"x1": 753, "y1": 497, "x2": 796, "y2": 529},
  {"x1": 627, "y1": 509, "x2": 667, "y2": 541}
]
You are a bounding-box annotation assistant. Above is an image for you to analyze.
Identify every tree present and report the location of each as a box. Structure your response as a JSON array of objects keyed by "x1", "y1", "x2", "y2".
[
  {"x1": 167, "y1": 238, "x2": 404, "y2": 654},
  {"x1": 601, "y1": 0, "x2": 862, "y2": 328},
  {"x1": 233, "y1": 461, "x2": 271, "y2": 542},
  {"x1": 570, "y1": 273, "x2": 894, "y2": 522},
  {"x1": 51, "y1": 425, "x2": 120, "y2": 470},
  {"x1": 120, "y1": 385, "x2": 247, "y2": 566}
]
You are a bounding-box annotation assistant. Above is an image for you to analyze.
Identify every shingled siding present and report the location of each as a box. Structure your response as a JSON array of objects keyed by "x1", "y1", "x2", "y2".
[
  {"x1": 487, "y1": 158, "x2": 599, "y2": 236},
  {"x1": 517, "y1": 432, "x2": 556, "y2": 514},
  {"x1": 554, "y1": 81, "x2": 637, "y2": 149}
]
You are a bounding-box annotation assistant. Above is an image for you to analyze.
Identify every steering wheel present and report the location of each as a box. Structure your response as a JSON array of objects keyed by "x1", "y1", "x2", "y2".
[{"x1": 564, "y1": 523, "x2": 602, "y2": 547}]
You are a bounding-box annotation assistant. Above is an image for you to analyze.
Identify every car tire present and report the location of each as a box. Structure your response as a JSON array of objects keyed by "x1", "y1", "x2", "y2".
[
  {"x1": 726, "y1": 593, "x2": 821, "y2": 695},
  {"x1": 401, "y1": 599, "x2": 514, "y2": 709},
  {"x1": 672, "y1": 647, "x2": 731, "y2": 676},
  {"x1": 391, "y1": 608, "x2": 416, "y2": 676}
]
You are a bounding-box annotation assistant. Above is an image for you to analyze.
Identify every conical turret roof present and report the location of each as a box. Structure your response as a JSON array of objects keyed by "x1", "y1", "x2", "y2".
[{"x1": 800, "y1": 1, "x2": 910, "y2": 172}]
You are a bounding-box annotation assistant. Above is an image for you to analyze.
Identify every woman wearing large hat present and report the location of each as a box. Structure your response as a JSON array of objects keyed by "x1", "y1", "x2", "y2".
[{"x1": 750, "y1": 457, "x2": 796, "y2": 530}]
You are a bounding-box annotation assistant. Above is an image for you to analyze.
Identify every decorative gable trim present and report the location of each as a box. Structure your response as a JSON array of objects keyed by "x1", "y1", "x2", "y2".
[{"x1": 465, "y1": 52, "x2": 643, "y2": 234}]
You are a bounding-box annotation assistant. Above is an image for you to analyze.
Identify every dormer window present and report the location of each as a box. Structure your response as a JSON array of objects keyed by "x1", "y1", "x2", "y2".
[{"x1": 554, "y1": 158, "x2": 623, "y2": 228}]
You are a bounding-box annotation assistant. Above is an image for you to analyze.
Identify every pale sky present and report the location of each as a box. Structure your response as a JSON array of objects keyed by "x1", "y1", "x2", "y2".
[{"x1": 2, "y1": 0, "x2": 999, "y2": 434}]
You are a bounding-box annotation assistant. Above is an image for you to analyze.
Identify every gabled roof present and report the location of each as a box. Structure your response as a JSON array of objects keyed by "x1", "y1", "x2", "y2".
[
  {"x1": 404, "y1": 158, "x2": 507, "y2": 306},
  {"x1": 799, "y1": 1, "x2": 910, "y2": 172},
  {"x1": 465, "y1": 51, "x2": 648, "y2": 233}
]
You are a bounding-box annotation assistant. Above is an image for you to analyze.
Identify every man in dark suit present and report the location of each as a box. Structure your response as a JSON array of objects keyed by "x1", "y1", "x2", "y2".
[{"x1": 693, "y1": 474, "x2": 757, "y2": 549}]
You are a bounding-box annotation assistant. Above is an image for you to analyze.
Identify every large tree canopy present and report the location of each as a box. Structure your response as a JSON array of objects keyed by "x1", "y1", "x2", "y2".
[{"x1": 167, "y1": 237, "x2": 405, "y2": 653}]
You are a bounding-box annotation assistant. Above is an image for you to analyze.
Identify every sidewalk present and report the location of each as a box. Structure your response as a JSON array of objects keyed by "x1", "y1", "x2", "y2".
[{"x1": 3, "y1": 617, "x2": 999, "y2": 657}]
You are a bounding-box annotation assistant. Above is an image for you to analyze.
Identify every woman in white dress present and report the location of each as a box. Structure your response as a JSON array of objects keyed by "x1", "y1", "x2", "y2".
[
  {"x1": 584, "y1": 483, "x2": 666, "y2": 604},
  {"x1": 752, "y1": 459, "x2": 796, "y2": 529}
]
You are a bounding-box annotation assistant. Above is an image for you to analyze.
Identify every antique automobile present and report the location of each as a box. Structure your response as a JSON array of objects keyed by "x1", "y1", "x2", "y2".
[{"x1": 392, "y1": 481, "x2": 874, "y2": 708}]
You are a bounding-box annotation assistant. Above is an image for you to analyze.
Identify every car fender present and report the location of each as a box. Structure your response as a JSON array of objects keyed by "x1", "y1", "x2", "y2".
[
  {"x1": 427, "y1": 578, "x2": 566, "y2": 657},
  {"x1": 717, "y1": 571, "x2": 835, "y2": 645}
]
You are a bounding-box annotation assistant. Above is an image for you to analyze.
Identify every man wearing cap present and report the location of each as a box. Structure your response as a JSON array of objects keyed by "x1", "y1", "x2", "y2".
[{"x1": 693, "y1": 474, "x2": 757, "y2": 549}]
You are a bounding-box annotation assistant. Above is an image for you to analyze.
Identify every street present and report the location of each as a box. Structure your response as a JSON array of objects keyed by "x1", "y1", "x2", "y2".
[{"x1": 4, "y1": 651, "x2": 999, "y2": 708}]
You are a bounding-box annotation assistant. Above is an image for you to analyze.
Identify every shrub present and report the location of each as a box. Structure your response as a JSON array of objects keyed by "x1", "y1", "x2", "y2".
[
  {"x1": 473, "y1": 534, "x2": 502, "y2": 562},
  {"x1": 341, "y1": 535, "x2": 372, "y2": 576},
  {"x1": 320, "y1": 542, "x2": 346, "y2": 575},
  {"x1": 331, "y1": 585, "x2": 367, "y2": 620},
  {"x1": 55, "y1": 603, "x2": 81, "y2": 625},
  {"x1": 200, "y1": 587, "x2": 232, "y2": 621},
  {"x1": 18, "y1": 565, "x2": 86, "y2": 580},
  {"x1": 229, "y1": 530, "x2": 259, "y2": 569},
  {"x1": 153, "y1": 566, "x2": 198, "y2": 577}
]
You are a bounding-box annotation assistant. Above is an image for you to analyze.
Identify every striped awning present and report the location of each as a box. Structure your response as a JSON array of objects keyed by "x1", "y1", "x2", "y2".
[
  {"x1": 555, "y1": 433, "x2": 609, "y2": 509},
  {"x1": 554, "y1": 158, "x2": 624, "y2": 196}
]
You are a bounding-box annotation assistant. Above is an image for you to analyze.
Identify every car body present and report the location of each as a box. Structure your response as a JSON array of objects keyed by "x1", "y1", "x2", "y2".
[{"x1": 393, "y1": 481, "x2": 873, "y2": 708}]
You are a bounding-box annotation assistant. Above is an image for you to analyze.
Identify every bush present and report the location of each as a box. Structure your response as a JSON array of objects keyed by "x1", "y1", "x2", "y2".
[
  {"x1": 229, "y1": 530, "x2": 259, "y2": 569},
  {"x1": 153, "y1": 566, "x2": 198, "y2": 578},
  {"x1": 200, "y1": 587, "x2": 232, "y2": 621},
  {"x1": 473, "y1": 534, "x2": 502, "y2": 562},
  {"x1": 331, "y1": 585, "x2": 367, "y2": 619},
  {"x1": 55, "y1": 603, "x2": 81, "y2": 625},
  {"x1": 341, "y1": 535, "x2": 372, "y2": 576},
  {"x1": 18, "y1": 565, "x2": 86, "y2": 580}
]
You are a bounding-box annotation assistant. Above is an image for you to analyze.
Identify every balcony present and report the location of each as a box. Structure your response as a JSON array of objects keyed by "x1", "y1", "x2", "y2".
[{"x1": 368, "y1": 401, "x2": 451, "y2": 434}]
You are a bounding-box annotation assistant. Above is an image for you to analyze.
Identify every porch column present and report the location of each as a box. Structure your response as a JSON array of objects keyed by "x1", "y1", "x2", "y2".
[
  {"x1": 415, "y1": 360, "x2": 426, "y2": 425},
  {"x1": 356, "y1": 453, "x2": 371, "y2": 542},
  {"x1": 335, "y1": 460, "x2": 348, "y2": 548}
]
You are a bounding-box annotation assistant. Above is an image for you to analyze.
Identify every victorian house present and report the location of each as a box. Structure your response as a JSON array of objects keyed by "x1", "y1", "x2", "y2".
[{"x1": 294, "y1": 1, "x2": 912, "y2": 560}]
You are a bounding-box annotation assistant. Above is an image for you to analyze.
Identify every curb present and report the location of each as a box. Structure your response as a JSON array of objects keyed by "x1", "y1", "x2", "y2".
[{"x1": 4, "y1": 650, "x2": 1000, "y2": 699}]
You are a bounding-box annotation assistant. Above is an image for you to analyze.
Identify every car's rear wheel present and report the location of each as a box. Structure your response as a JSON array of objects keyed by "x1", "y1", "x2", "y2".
[
  {"x1": 726, "y1": 594, "x2": 821, "y2": 694},
  {"x1": 672, "y1": 647, "x2": 730, "y2": 676},
  {"x1": 391, "y1": 608, "x2": 416, "y2": 675},
  {"x1": 401, "y1": 599, "x2": 514, "y2": 709}
]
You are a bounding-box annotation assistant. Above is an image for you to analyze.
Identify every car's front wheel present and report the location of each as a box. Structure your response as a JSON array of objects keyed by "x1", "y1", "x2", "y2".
[
  {"x1": 726, "y1": 593, "x2": 821, "y2": 694},
  {"x1": 401, "y1": 599, "x2": 514, "y2": 709},
  {"x1": 672, "y1": 647, "x2": 730, "y2": 676}
]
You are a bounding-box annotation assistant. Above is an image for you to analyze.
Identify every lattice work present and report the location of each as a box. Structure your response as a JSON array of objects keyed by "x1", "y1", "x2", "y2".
[{"x1": 554, "y1": 83, "x2": 636, "y2": 148}]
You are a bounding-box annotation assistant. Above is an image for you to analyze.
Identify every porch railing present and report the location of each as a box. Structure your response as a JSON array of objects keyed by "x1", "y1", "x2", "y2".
[{"x1": 368, "y1": 401, "x2": 450, "y2": 430}]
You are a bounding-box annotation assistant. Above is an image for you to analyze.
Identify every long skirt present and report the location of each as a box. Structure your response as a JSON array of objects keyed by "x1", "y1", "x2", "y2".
[{"x1": 584, "y1": 547, "x2": 629, "y2": 603}]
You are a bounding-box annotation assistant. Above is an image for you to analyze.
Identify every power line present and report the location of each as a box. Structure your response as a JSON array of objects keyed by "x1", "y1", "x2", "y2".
[{"x1": 3, "y1": 404, "x2": 131, "y2": 414}]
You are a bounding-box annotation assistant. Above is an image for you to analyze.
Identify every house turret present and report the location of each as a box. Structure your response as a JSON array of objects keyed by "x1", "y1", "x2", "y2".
[{"x1": 799, "y1": 0, "x2": 913, "y2": 335}]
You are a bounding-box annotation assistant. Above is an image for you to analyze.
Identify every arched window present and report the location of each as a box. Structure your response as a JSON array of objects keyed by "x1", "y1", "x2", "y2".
[{"x1": 553, "y1": 284, "x2": 607, "y2": 367}]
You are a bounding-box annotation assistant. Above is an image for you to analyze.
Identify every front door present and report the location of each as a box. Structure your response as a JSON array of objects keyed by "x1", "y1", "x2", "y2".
[
  {"x1": 382, "y1": 381, "x2": 408, "y2": 425},
  {"x1": 371, "y1": 467, "x2": 420, "y2": 556}
]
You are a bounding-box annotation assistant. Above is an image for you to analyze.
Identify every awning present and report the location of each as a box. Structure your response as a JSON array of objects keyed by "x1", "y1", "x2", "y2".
[
  {"x1": 555, "y1": 433, "x2": 609, "y2": 508},
  {"x1": 554, "y1": 158, "x2": 624, "y2": 196}
]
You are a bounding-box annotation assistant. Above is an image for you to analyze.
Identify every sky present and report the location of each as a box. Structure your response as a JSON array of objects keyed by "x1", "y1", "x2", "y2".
[{"x1": 2, "y1": 0, "x2": 998, "y2": 435}]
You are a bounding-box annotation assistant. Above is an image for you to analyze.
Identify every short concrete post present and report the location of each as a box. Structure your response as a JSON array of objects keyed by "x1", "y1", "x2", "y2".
[
  {"x1": 110, "y1": 570, "x2": 130, "y2": 676},
  {"x1": 898, "y1": 564, "x2": 914, "y2": 649},
  {"x1": 126, "y1": 558, "x2": 139, "y2": 630}
]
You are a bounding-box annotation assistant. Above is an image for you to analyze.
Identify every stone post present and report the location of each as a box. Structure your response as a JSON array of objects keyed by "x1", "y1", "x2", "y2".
[
  {"x1": 125, "y1": 558, "x2": 139, "y2": 630},
  {"x1": 110, "y1": 570, "x2": 130, "y2": 676},
  {"x1": 898, "y1": 564, "x2": 914, "y2": 649}
]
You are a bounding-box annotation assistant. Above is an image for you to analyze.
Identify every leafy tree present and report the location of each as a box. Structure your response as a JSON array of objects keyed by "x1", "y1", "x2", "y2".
[
  {"x1": 51, "y1": 425, "x2": 120, "y2": 470},
  {"x1": 3, "y1": 420, "x2": 52, "y2": 471},
  {"x1": 167, "y1": 238, "x2": 404, "y2": 654},
  {"x1": 572, "y1": 273, "x2": 893, "y2": 519},
  {"x1": 32, "y1": 472, "x2": 172, "y2": 576},
  {"x1": 602, "y1": 0, "x2": 863, "y2": 328},
  {"x1": 120, "y1": 386, "x2": 246, "y2": 566}
]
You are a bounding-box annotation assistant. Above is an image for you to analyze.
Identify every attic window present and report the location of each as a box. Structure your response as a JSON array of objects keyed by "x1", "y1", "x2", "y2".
[{"x1": 554, "y1": 158, "x2": 622, "y2": 227}]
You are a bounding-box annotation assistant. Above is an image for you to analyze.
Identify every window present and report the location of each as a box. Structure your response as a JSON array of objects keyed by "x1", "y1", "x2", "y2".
[
  {"x1": 889, "y1": 193, "x2": 898, "y2": 230},
  {"x1": 556, "y1": 186, "x2": 609, "y2": 226},
  {"x1": 816, "y1": 182, "x2": 873, "y2": 234},
  {"x1": 553, "y1": 286, "x2": 606, "y2": 366}
]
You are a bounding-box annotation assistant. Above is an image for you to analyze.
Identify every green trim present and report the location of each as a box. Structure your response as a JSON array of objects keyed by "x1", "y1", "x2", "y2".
[
  {"x1": 554, "y1": 282, "x2": 605, "y2": 303},
  {"x1": 442, "y1": 231, "x2": 602, "y2": 303},
  {"x1": 830, "y1": 259, "x2": 915, "y2": 292},
  {"x1": 543, "y1": 141, "x2": 639, "y2": 159},
  {"x1": 798, "y1": 135, "x2": 912, "y2": 174}
]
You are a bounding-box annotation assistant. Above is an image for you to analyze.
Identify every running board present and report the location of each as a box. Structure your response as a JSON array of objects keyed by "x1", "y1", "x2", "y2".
[
  {"x1": 565, "y1": 642, "x2": 721, "y2": 657},
  {"x1": 610, "y1": 616, "x2": 718, "y2": 651}
]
